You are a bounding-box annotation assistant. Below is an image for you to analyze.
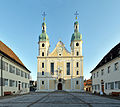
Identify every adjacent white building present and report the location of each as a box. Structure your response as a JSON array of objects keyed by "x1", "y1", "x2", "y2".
[
  {"x1": 91, "y1": 43, "x2": 120, "y2": 95},
  {"x1": 0, "y1": 41, "x2": 30, "y2": 96}
]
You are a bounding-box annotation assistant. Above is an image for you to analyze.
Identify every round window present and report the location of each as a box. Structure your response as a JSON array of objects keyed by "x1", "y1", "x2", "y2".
[{"x1": 76, "y1": 43, "x2": 79, "y2": 46}]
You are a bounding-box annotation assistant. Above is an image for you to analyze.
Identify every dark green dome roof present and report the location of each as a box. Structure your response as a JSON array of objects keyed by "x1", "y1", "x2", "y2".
[
  {"x1": 42, "y1": 22, "x2": 46, "y2": 26},
  {"x1": 71, "y1": 32, "x2": 82, "y2": 42},
  {"x1": 74, "y1": 21, "x2": 78, "y2": 25},
  {"x1": 39, "y1": 33, "x2": 49, "y2": 41}
]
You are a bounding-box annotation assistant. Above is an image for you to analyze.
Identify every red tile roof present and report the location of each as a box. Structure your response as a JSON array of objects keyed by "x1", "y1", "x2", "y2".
[{"x1": 0, "y1": 41, "x2": 30, "y2": 72}]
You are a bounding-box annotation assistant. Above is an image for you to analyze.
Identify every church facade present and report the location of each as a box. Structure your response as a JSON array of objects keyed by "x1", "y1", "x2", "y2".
[{"x1": 37, "y1": 17, "x2": 84, "y2": 92}]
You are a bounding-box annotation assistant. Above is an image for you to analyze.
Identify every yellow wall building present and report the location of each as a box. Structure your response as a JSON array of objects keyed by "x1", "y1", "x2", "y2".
[{"x1": 37, "y1": 18, "x2": 84, "y2": 92}]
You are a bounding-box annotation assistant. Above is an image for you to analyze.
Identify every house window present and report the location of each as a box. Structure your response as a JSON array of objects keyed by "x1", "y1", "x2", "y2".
[
  {"x1": 76, "y1": 52, "x2": 79, "y2": 56},
  {"x1": 108, "y1": 66, "x2": 110, "y2": 73},
  {"x1": 42, "y1": 63, "x2": 44, "y2": 68},
  {"x1": 9, "y1": 65, "x2": 15, "y2": 73},
  {"x1": 42, "y1": 81, "x2": 44, "y2": 85},
  {"x1": 25, "y1": 83, "x2": 27, "y2": 88},
  {"x1": 108, "y1": 82, "x2": 114, "y2": 89},
  {"x1": 76, "y1": 81, "x2": 79, "y2": 85},
  {"x1": 115, "y1": 82, "x2": 118, "y2": 89},
  {"x1": 16, "y1": 68, "x2": 20, "y2": 76},
  {"x1": 76, "y1": 43, "x2": 79, "y2": 46},
  {"x1": 77, "y1": 71, "x2": 79, "y2": 75},
  {"x1": 115, "y1": 62, "x2": 118, "y2": 71},
  {"x1": 21, "y1": 71, "x2": 24, "y2": 77},
  {"x1": 94, "y1": 73, "x2": 95, "y2": 78},
  {"x1": 51, "y1": 63, "x2": 54, "y2": 75},
  {"x1": 42, "y1": 43, "x2": 45, "y2": 47},
  {"x1": 101, "y1": 69, "x2": 104, "y2": 76},
  {"x1": 105, "y1": 83, "x2": 107, "y2": 89},
  {"x1": 115, "y1": 81, "x2": 120, "y2": 89},
  {"x1": 22, "y1": 82, "x2": 24, "y2": 88},
  {"x1": 28, "y1": 74, "x2": 30, "y2": 79},
  {"x1": 97, "y1": 72, "x2": 98, "y2": 77},
  {"x1": 2, "y1": 61, "x2": 8, "y2": 71},
  {"x1": 66, "y1": 62, "x2": 70, "y2": 75},
  {"x1": 76, "y1": 62, "x2": 79, "y2": 67},
  {"x1": 4, "y1": 79, "x2": 8, "y2": 86},
  {"x1": 42, "y1": 71, "x2": 44, "y2": 75},
  {"x1": 98, "y1": 84, "x2": 100, "y2": 90},
  {"x1": 42, "y1": 52, "x2": 44, "y2": 56},
  {"x1": 9, "y1": 80, "x2": 15, "y2": 87},
  {"x1": 25, "y1": 73, "x2": 27, "y2": 78},
  {"x1": 16, "y1": 81, "x2": 17, "y2": 87}
]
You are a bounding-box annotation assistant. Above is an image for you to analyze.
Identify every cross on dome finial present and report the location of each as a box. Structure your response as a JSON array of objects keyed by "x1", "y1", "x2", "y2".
[
  {"x1": 42, "y1": 12, "x2": 47, "y2": 21},
  {"x1": 74, "y1": 11, "x2": 79, "y2": 20}
]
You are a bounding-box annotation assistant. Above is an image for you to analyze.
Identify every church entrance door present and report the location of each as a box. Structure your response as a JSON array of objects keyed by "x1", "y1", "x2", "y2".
[{"x1": 58, "y1": 83, "x2": 62, "y2": 90}]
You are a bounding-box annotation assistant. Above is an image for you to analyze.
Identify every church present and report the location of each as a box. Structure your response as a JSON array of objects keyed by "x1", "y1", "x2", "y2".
[{"x1": 37, "y1": 12, "x2": 84, "y2": 92}]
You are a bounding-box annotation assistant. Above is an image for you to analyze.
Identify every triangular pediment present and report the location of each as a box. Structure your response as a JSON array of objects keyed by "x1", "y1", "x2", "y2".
[{"x1": 49, "y1": 41, "x2": 71, "y2": 57}]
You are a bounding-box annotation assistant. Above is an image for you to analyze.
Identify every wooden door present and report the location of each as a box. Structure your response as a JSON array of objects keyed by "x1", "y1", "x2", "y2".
[
  {"x1": 102, "y1": 85, "x2": 104, "y2": 93},
  {"x1": 58, "y1": 83, "x2": 62, "y2": 90}
]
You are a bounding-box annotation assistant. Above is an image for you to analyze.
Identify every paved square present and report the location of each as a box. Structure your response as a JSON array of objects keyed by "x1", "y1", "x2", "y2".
[{"x1": 0, "y1": 91, "x2": 120, "y2": 107}]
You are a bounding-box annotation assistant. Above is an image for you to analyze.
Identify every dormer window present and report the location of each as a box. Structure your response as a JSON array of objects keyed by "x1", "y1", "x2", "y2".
[
  {"x1": 101, "y1": 69, "x2": 104, "y2": 75},
  {"x1": 115, "y1": 62, "x2": 118, "y2": 71}
]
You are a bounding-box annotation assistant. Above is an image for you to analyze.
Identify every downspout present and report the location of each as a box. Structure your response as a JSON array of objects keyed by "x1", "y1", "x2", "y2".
[{"x1": 1, "y1": 56, "x2": 3, "y2": 96}]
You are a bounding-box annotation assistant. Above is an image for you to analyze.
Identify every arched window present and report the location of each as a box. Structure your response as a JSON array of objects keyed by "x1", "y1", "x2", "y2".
[
  {"x1": 42, "y1": 81, "x2": 44, "y2": 85},
  {"x1": 76, "y1": 62, "x2": 79, "y2": 67},
  {"x1": 76, "y1": 25, "x2": 77, "y2": 29},
  {"x1": 77, "y1": 71, "x2": 79, "y2": 75},
  {"x1": 59, "y1": 78, "x2": 61, "y2": 82},
  {"x1": 42, "y1": 71, "x2": 44, "y2": 75},
  {"x1": 42, "y1": 63, "x2": 44, "y2": 68},
  {"x1": 77, "y1": 51, "x2": 79, "y2": 56},
  {"x1": 42, "y1": 52, "x2": 44, "y2": 56},
  {"x1": 43, "y1": 26, "x2": 45, "y2": 30},
  {"x1": 76, "y1": 81, "x2": 79, "y2": 85},
  {"x1": 42, "y1": 43, "x2": 45, "y2": 47}
]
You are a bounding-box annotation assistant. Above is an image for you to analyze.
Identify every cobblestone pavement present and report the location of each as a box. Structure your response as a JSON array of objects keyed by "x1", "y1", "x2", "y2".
[{"x1": 0, "y1": 91, "x2": 120, "y2": 107}]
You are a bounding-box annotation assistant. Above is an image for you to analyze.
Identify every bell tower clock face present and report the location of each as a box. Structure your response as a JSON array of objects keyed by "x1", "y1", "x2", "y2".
[{"x1": 57, "y1": 46, "x2": 63, "y2": 53}]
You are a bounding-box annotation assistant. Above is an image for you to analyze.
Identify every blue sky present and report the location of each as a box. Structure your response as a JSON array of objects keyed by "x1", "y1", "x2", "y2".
[{"x1": 0, "y1": 0, "x2": 120, "y2": 80}]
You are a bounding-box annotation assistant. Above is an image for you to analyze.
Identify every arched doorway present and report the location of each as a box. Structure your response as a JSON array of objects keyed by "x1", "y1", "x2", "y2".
[{"x1": 58, "y1": 83, "x2": 62, "y2": 90}]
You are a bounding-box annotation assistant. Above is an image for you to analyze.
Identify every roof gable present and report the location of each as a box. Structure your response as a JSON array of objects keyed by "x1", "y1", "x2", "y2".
[
  {"x1": 0, "y1": 41, "x2": 30, "y2": 72},
  {"x1": 49, "y1": 41, "x2": 71, "y2": 57},
  {"x1": 91, "y1": 42, "x2": 120, "y2": 73}
]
